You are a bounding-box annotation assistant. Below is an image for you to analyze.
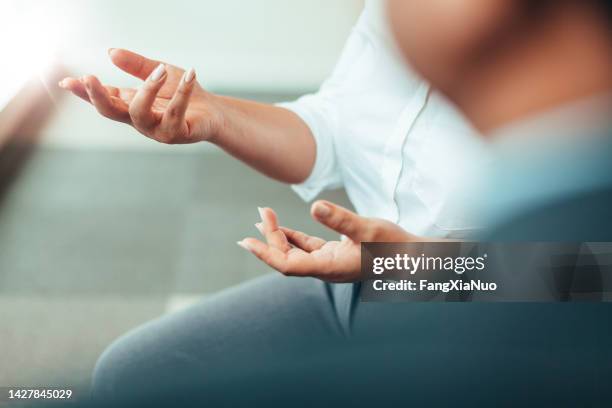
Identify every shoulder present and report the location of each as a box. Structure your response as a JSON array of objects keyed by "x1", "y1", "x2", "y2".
[{"x1": 355, "y1": 0, "x2": 394, "y2": 46}]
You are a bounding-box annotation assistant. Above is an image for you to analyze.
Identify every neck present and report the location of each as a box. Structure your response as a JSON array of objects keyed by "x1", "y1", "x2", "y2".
[{"x1": 453, "y1": 5, "x2": 612, "y2": 134}]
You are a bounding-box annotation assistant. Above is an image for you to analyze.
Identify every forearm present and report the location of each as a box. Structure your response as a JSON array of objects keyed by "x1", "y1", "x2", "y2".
[{"x1": 210, "y1": 95, "x2": 316, "y2": 184}]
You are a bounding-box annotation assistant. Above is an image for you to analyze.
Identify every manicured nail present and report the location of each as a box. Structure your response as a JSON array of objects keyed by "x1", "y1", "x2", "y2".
[
  {"x1": 255, "y1": 223, "x2": 264, "y2": 234},
  {"x1": 149, "y1": 64, "x2": 166, "y2": 82},
  {"x1": 257, "y1": 207, "x2": 265, "y2": 221},
  {"x1": 237, "y1": 240, "x2": 251, "y2": 251},
  {"x1": 183, "y1": 68, "x2": 195, "y2": 83},
  {"x1": 313, "y1": 202, "x2": 331, "y2": 218}
]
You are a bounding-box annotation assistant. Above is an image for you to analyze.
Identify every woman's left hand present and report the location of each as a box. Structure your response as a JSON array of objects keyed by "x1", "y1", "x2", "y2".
[{"x1": 237, "y1": 201, "x2": 422, "y2": 283}]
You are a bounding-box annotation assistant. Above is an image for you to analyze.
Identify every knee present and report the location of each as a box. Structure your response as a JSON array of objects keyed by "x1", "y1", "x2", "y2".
[
  {"x1": 92, "y1": 318, "x2": 173, "y2": 403},
  {"x1": 91, "y1": 315, "x2": 206, "y2": 403},
  {"x1": 92, "y1": 330, "x2": 142, "y2": 400}
]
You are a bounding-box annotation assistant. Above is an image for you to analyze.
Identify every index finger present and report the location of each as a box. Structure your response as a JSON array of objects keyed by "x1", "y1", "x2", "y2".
[{"x1": 108, "y1": 48, "x2": 161, "y2": 81}]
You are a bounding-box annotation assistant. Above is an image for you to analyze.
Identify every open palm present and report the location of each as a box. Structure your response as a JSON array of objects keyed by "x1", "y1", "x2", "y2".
[
  {"x1": 244, "y1": 207, "x2": 361, "y2": 283},
  {"x1": 59, "y1": 49, "x2": 221, "y2": 144},
  {"x1": 239, "y1": 201, "x2": 424, "y2": 283}
]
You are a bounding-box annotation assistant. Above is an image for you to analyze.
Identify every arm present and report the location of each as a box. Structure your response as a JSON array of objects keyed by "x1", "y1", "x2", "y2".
[
  {"x1": 211, "y1": 96, "x2": 316, "y2": 183},
  {"x1": 59, "y1": 49, "x2": 315, "y2": 184}
]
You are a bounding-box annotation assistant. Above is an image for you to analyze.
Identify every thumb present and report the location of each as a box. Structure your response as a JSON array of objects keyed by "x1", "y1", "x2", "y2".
[
  {"x1": 108, "y1": 48, "x2": 162, "y2": 81},
  {"x1": 311, "y1": 200, "x2": 368, "y2": 242}
]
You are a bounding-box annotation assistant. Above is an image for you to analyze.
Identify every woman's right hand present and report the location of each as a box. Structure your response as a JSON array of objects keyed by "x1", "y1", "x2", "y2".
[{"x1": 59, "y1": 48, "x2": 224, "y2": 144}]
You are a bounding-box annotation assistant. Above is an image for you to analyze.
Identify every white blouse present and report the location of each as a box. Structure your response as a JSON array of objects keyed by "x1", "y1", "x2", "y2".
[{"x1": 279, "y1": 0, "x2": 488, "y2": 238}]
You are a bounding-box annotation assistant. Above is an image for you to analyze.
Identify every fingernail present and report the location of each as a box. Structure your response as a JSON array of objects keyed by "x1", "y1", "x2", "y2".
[
  {"x1": 183, "y1": 68, "x2": 195, "y2": 84},
  {"x1": 255, "y1": 223, "x2": 264, "y2": 234},
  {"x1": 107, "y1": 48, "x2": 116, "y2": 56},
  {"x1": 58, "y1": 80, "x2": 66, "y2": 88},
  {"x1": 313, "y1": 202, "x2": 331, "y2": 218},
  {"x1": 149, "y1": 64, "x2": 166, "y2": 82},
  {"x1": 257, "y1": 207, "x2": 265, "y2": 221},
  {"x1": 237, "y1": 240, "x2": 251, "y2": 251}
]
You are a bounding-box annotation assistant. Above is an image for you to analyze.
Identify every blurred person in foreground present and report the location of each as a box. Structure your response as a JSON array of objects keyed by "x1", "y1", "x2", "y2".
[
  {"x1": 388, "y1": 0, "x2": 612, "y2": 242},
  {"x1": 58, "y1": 0, "x2": 487, "y2": 403}
]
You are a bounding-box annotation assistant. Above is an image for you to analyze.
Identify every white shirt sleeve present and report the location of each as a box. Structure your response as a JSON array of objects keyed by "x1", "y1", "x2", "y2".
[{"x1": 277, "y1": 8, "x2": 373, "y2": 202}]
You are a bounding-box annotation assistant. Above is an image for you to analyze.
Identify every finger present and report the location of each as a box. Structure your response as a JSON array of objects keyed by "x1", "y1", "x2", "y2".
[
  {"x1": 114, "y1": 87, "x2": 138, "y2": 105},
  {"x1": 258, "y1": 207, "x2": 279, "y2": 232},
  {"x1": 59, "y1": 77, "x2": 90, "y2": 102},
  {"x1": 108, "y1": 48, "x2": 161, "y2": 81},
  {"x1": 238, "y1": 238, "x2": 319, "y2": 278},
  {"x1": 238, "y1": 238, "x2": 292, "y2": 274},
  {"x1": 60, "y1": 78, "x2": 129, "y2": 104},
  {"x1": 279, "y1": 227, "x2": 326, "y2": 252},
  {"x1": 104, "y1": 85, "x2": 122, "y2": 98},
  {"x1": 83, "y1": 76, "x2": 131, "y2": 123},
  {"x1": 311, "y1": 200, "x2": 368, "y2": 242},
  {"x1": 162, "y1": 68, "x2": 196, "y2": 131},
  {"x1": 129, "y1": 64, "x2": 167, "y2": 130},
  {"x1": 257, "y1": 207, "x2": 292, "y2": 252}
]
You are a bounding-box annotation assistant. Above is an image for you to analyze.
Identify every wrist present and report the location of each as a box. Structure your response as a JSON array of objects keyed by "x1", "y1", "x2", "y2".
[{"x1": 202, "y1": 92, "x2": 228, "y2": 145}]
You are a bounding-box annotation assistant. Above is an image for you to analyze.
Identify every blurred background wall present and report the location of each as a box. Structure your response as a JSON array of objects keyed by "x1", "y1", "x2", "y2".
[{"x1": 0, "y1": 0, "x2": 360, "y2": 391}]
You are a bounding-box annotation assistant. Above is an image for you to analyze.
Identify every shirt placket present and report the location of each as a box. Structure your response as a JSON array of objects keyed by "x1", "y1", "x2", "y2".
[{"x1": 380, "y1": 83, "x2": 430, "y2": 223}]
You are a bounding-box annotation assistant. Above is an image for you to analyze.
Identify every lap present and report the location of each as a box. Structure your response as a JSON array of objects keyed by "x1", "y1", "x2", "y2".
[{"x1": 92, "y1": 274, "x2": 612, "y2": 406}]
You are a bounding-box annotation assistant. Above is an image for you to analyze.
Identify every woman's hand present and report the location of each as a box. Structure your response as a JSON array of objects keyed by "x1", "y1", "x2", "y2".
[
  {"x1": 58, "y1": 48, "x2": 317, "y2": 184},
  {"x1": 238, "y1": 201, "x2": 422, "y2": 283},
  {"x1": 59, "y1": 48, "x2": 223, "y2": 144}
]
